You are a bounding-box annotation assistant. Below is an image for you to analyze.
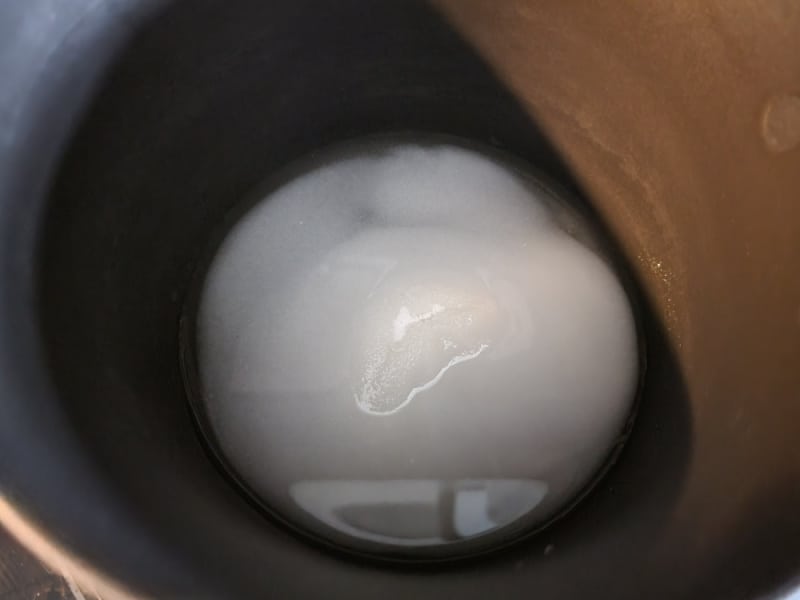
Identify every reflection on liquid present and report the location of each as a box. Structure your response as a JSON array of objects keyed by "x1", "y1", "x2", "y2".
[
  {"x1": 290, "y1": 479, "x2": 548, "y2": 546},
  {"x1": 354, "y1": 282, "x2": 498, "y2": 416}
]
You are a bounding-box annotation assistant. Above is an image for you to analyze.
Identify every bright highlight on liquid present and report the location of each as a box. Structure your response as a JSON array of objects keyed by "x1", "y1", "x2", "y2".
[{"x1": 191, "y1": 139, "x2": 639, "y2": 558}]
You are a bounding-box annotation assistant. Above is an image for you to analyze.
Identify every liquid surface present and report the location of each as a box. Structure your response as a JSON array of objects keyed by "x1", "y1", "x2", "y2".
[{"x1": 192, "y1": 140, "x2": 639, "y2": 557}]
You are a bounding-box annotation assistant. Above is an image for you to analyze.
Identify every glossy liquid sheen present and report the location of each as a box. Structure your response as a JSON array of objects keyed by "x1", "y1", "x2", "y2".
[{"x1": 191, "y1": 140, "x2": 639, "y2": 558}]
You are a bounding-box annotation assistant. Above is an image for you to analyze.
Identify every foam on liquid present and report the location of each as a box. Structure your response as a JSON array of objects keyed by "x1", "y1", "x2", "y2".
[{"x1": 192, "y1": 140, "x2": 639, "y2": 557}]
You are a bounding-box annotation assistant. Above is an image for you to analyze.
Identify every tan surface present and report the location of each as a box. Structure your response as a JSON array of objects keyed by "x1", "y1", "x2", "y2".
[{"x1": 434, "y1": 0, "x2": 800, "y2": 572}]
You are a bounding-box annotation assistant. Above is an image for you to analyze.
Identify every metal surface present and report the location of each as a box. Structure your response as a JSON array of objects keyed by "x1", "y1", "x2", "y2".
[
  {"x1": 0, "y1": 0, "x2": 798, "y2": 598},
  {"x1": 0, "y1": 527, "x2": 74, "y2": 599}
]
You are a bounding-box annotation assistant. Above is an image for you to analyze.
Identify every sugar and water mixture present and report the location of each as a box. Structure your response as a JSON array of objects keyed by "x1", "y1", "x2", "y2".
[{"x1": 190, "y1": 139, "x2": 639, "y2": 557}]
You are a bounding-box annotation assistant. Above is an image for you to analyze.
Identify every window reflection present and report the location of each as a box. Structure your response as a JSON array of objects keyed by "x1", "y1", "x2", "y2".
[{"x1": 290, "y1": 479, "x2": 548, "y2": 546}]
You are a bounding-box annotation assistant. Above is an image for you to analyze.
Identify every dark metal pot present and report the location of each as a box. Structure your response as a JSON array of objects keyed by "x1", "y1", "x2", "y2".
[{"x1": 1, "y1": 1, "x2": 798, "y2": 598}]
